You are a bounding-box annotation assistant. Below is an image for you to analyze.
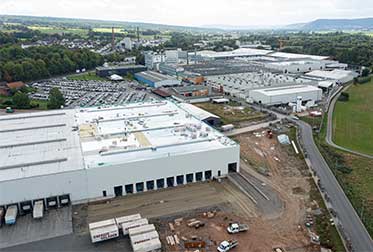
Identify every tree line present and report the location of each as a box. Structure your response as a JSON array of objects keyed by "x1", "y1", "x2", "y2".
[{"x1": 0, "y1": 44, "x2": 104, "y2": 82}]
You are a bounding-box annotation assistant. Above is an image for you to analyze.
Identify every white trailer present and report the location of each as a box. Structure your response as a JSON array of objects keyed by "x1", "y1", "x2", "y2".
[
  {"x1": 115, "y1": 213, "x2": 142, "y2": 228},
  {"x1": 221, "y1": 124, "x2": 234, "y2": 132},
  {"x1": 132, "y1": 238, "x2": 161, "y2": 252},
  {"x1": 128, "y1": 224, "x2": 156, "y2": 237},
  {"x1": 5, "y1": 205, "x2": 18, "y2": 225},
  {"x1": 130, "y1": 231, "x2": 159, "y2": 247},
  {"x1": 89, "y1": 219, "x2": 119, "y2": 243},
  {"x1": 121, "y1": 218, "x2": 148, "y2": 235},
  {"x1": 33, "y1": 200, "x2": 44, "y2": 219}
]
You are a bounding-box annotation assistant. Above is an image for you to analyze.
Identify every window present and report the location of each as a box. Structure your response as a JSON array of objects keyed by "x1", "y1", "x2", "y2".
[
  {"x1": 146, "y1": 180, "x2": 155, "y2": 190},
  {"x1": 218, "y1": 170, "x2": 221, "y2": 177},
  {"x1": 167, "y1": 177, "x2": 175, "y2": 187},
  {"x1": 102, "y1": 190, "x2": 107, "y2": 197},
  {"x1": 125, "y1": 184, "x2": 133, "y2": 194},
  {"x1": 205, "y1": 170, "x2": 212, "y2": 180},
  {"x1": 136, "y1": 182, "x2": 144, "y2": 192},
  {"x1": 114, "y1": 186, "x2": 123, "y2": 197},
  {"x1": 176, "y1": 175, "x2": 184, "y2": 185},
  {"x1": 186, "y1": 173, "x2": 194, "y2": 183},
  {"x1": 157, "y1": 179, "x2": 165, "y2": 189},
  {"x1": 196, "y1": 172, "x2": 203, "y2": 181}
]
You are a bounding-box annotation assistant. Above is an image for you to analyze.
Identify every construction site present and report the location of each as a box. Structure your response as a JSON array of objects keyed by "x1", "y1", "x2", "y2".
[{"x1": 66, "y1": 121, "x2": 331, "y2": 252}]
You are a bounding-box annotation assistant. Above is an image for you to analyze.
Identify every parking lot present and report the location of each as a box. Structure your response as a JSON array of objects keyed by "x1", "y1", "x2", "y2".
[
  {"x1": 29, "y1": 78, "x2": 158, "y2": 108},
  {"x1": 0, "y1": 207, "x2": 72, "y2": 249}
]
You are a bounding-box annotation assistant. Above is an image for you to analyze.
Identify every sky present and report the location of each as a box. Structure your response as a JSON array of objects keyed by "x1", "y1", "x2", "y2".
[{"x1": 1, "y1": 0, "x2": 373, "y2": 27}]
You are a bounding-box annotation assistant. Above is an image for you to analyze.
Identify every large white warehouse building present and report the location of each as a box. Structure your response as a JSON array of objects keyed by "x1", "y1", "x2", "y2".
[
  {"x1": 0, "y1": 101, "x2": 239, "y2": 207},
  {"x1": 249, "y1": 85, "x2": 323, "y2": 105}
]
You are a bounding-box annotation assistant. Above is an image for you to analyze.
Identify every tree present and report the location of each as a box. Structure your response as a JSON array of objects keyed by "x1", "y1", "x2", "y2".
[
  {"x1": 362, "y1": 68, "x2": 370, "y2": 77},
  {"x1": 13, "y1": 91, "x2": 30, "y2": 109},
  {"x1": 47, "y1": 87, "x2": 65, "y2": 109}
]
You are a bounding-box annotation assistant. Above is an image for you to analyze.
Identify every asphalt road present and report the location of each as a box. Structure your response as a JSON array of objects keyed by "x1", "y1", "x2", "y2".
[{"x1": 296, "y1": 120, "x2": 373, "y2": 252}]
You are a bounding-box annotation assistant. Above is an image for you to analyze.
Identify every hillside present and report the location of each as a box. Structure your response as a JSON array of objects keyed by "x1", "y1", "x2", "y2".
[{"x1": 286, "y1": 18, "x2": 373, "y2": 31}]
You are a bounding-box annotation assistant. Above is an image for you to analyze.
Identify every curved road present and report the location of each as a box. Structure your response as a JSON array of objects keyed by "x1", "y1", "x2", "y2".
[
  {"x1": 326, "y1": 85, "x2": 373, "y2": 159},
  {"x1": 296, "y1": 120, "x2": 373, "y2": 252}
]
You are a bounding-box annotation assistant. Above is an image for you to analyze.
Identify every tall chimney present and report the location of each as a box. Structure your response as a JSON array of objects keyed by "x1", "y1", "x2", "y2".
[{"x1": 111, "y1": 27, "x2": 115, "y2": 51}]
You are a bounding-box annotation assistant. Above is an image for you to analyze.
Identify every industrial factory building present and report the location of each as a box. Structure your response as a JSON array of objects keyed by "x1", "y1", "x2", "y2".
[
  {"x1": 134, "y1": 71, "x2": 181, "y2": 88},
  {"x1": 0, "y1": 101, "x2": 239, "y2": 208},
  {"x1": 96, "y1": 65, "x2": 147, "y2": 77},
  {"x1": 248, "y1": 85, "x2": 323, "y2": 105}
]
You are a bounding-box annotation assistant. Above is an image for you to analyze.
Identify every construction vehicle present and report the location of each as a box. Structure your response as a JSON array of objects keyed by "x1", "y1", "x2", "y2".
[
  {"x1": 217, "y1": 240, "x2": 238, "y2": 252},
  {"x1": 227, "y1": 223, "x2": 249, "y2": 234}
]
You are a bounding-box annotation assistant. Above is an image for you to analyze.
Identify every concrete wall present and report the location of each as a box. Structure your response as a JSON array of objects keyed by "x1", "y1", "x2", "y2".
[{"x1": 250, "y1": 89, "x2": 322, "y2": 105}]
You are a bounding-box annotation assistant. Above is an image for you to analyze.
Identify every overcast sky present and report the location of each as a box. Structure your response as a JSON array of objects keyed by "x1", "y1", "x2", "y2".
[{"x1": 1, "y1": 0, "x2": 373, "y2": 27}]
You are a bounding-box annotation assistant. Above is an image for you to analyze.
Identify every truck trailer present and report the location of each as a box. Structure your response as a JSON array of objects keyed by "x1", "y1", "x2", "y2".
[
  {"x1": 128, "y1": 224, "x2": 156, "y2": 237},
  {"x1": 89, "y1": 219, "x2": 119, "y2": 243},
  {"x1": 33, "y1": 200, "x2": 44, "y2": 219},
  {"x1": 121, "y1": 218, "x2": 149, "y2": 235},
  {"x1": 130, "y1": 231, "x2": 159, "y2": 247},
  {"x1": 132, "y1": 237, "x2": 161, "y2": 252},
  {"x1": 115, "y1": 213, "x2": 142, "y2": 228},
  {"x1": 5, "y1": 205, "x2": 18, "y2": 225}
]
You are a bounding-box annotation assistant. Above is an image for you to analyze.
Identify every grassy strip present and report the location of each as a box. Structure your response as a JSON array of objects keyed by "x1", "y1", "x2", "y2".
[{"x1": 67, "y1": 72, "x2": 106, "y2": 81}]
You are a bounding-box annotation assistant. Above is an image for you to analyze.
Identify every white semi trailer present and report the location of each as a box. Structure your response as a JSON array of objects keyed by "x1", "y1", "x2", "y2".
[
  {"x1": 33, "y1": 200, "x2": 44, "y2": 219},
  {"x1": 115, "y1": 213, "x2": 142, "y2": 228},
  {"x1": 5, "y1": 205, "x2": 18, "y2": 225},
  {"x1": 128, "y1": 224, "x2": 156, "y2": 237},
  {"x1": 89, "y1": 219, "x2": 119, "y2": 243},
  {"x1": 121, "y1": 218, "x2": 149, "y2": 235},
  {"x1": 132, "y1": 238, "x2": 161, "y2": 252},
  {"x1": 130, "y1": 231, "x2": 159, "y2": 247}
]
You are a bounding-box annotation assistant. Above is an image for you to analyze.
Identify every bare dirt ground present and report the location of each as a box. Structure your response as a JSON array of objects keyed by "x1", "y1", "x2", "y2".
[{"x1": 72, "y1": 129, "x2": 320, "y2": 252}]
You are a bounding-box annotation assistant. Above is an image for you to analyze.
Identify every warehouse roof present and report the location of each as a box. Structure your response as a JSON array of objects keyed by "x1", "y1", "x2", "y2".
[
  {"x1": 305, "y1": 69, "x2": 357, "y2": 80},
  {"x1": 173, "y1": 85, "x2": 208, "y2": 93},
  {"x1": 252, "y1": 85, "x2": 321, "y2": 96},
  {"x1": 0, "y1": 110, "x2": 84, "y2": 182},
  {"x1": 269, "y1": 52, "x2": 330, "y2": 61},
  {"x1": 135, "y1": 71, "x2": 176, "y2": 83},
  {"x1": 96, "y1": 65, "x2": 146, "y2": 71},
  {"x1": 77, "y1": 101, "x2": 233, "y2": 168},
  {"x1": 0, "y1": 101, "x2": 236, "y2": 180}
]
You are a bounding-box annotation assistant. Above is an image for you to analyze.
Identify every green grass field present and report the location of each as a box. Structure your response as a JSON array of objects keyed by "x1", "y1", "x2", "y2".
[
  {"x1": 28, "y1": 25, "x2": 89, "y2": 36},
  {"x1": 333, "y1": 80, "x2": 373, "y2": 155}
]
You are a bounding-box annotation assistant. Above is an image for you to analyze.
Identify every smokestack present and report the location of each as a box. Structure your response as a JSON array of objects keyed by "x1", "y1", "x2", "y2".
[{"x1": 111, "y1": 27, "x2": 115, "y2": 51}]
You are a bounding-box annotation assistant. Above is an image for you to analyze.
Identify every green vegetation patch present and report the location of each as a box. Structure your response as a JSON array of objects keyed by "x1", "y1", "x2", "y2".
[
  {"x1": 67, "y1": 72, "x2": 106, "y2": 81},
  {"x1": 195, "y1": 102, "x2": 266, "y2": 125},
  {"x1": 333, "y1": 81, "x2": 373, "y2": 155}
]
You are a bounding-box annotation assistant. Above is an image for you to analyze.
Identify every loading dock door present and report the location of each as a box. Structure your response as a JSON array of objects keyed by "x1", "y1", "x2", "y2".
[
  {"x1": 167, "y1": 177, "x2": 174, "y2": 187},
  {"x1": 205, "y1": 170, "x2": 212, "y2": 180},
  {"x1": 228, "y1": 162, "x2": 238, "y2": 173},
  {"x1": 125, "y1": 184, "x2": 134, "y2": 194},
  {"x1": 146, "y1": 180, "x2": 155, "y2": 190},
  {"x1": 176, "y1": 175, "x2": 184, "y2": 185},
  {"x1": 186, "y1": 173, "x2": 194, "y2": 183},
  {"x1": 114, "y1": 186, "x2": 123, "y2": 197},
  {"x1": 157, "y1": 179, "x2": 165, "y2": 189},
  {"x1": 136, "y1": 182, "x2": 144, "y2": 192},
  {"x1": 196, "y1": 172, "x2": 203, "y2": 181}
]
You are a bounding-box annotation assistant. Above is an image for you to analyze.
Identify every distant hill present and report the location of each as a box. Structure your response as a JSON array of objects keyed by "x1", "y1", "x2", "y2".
[{"x1": 285, "y1": 18, "x2": 373, "y2": 31}]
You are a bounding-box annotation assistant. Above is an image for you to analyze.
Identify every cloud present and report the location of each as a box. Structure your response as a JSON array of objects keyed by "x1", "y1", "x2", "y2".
[{"x1": 0, "y1": 0, "x2": 373, "y2": 26}]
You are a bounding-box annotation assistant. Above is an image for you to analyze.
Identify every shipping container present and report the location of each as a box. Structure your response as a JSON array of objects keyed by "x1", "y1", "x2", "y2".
[
  {"x1": 33, "y1": 200, "x2": 44, "y2": 219},
  {"x1": 115, "y1": 213, "x2": 142, "y2": 228},
  {"x1": 132, "y1": 238, "x2": 161, "y2": 252},
  {"x1": 130, "y1": 231, "x2": 159, "y2": 247},
  {"x1": 89, "y1": 219, "x2": 119, "y2": 243},
  {"x1": 128, "y1": 224, "x2": 156, "y2": 237},
  {"x1": 5, "y1": 205, "x2": 18, "y2": 225},
  {"x1": 121, "y1": 218, "x2": 148, "y2": 235}
]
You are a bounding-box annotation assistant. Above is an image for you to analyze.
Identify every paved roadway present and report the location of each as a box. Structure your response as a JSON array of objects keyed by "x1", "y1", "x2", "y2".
[
  {"x1": 225, "y1": 119, "x2": 280, "y2": 137},
  {"x1": 296, "y1": 120, "x2": 373, "y2": 252},
  {"x1": 326, "y1": 85, "x2": 373, "y2": 159}
]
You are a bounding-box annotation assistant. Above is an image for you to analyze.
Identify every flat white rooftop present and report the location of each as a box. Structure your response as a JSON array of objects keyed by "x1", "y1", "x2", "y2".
[
  {"x1": 77, "y1": 101, "x2": 235, "y2": 168},
  {"x1": 269, "y1": 52, "x2": 330, "y2": 61},
  {"x1": 252, "y1": 85, "x2": 322, "y2": 96},
  {"x1": 0, "y1": 101, "x2": 237, "y2": 182},
  {"x1": 305, "y1": 69, "x2": 356, "y2": 80},
  {"x1": 0, "y1": 110, "x2": 84, "y2": 182}
]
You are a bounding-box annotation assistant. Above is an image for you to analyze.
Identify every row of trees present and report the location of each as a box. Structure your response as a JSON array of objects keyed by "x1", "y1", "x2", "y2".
[{"x1": 0, "y1": 44, "x2": 104, "y2": 82}]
